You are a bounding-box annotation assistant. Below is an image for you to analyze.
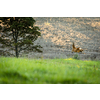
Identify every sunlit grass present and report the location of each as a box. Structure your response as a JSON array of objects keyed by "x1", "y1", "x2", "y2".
[
  {"x1": 44, "y1": 21, "x2": 50, "y2": 25},
  {"x1": 0, "y1": 57, "x2": 100, "y2": 84}
]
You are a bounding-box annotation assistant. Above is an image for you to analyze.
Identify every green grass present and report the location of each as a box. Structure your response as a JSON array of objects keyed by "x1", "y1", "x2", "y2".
[{"x1": 0, "y1": 57, "x2": 100, "y2": 84}]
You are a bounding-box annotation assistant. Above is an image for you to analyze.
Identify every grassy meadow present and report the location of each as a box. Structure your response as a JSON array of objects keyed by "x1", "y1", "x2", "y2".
[{"x1": 0, "y1": 57, "x2": 100, "y2": 84}]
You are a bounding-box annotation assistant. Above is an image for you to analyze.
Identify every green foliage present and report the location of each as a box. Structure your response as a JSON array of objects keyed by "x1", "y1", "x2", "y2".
[
  {"x1": 0, "y1": 57, "x2": 100, "y2": 84},
  {"x1": 0, "y1": 17, "x2": 42, "y2": 58},
  {"x1": 73, "y1": 54, "x2": 80, "y2": 60}
]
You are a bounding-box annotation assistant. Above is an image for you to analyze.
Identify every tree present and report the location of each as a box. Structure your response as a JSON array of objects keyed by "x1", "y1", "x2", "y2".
[{"x1": 0, "y1": 17, "x2": 42, "y2": 58}]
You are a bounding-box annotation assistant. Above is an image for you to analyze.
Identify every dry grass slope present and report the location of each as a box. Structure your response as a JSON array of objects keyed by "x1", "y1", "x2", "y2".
[
  {"x1": 0, "y1": 17, "x2": 100, "y2": 60},
  {"x1": 33, "y1": 17, "x2": 100, "y2": 60}
]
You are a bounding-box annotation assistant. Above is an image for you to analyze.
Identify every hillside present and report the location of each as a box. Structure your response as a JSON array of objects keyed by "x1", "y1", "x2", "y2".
[
  {"x1": 0, "y1": 17, "x2": 100, "y2": 60},
  {"x1": 33, "y1": 17, "x2": 100, "y2": 60}
]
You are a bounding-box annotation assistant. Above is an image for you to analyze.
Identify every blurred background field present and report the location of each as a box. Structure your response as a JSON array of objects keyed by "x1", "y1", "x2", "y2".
[
  {"x1": 33, "y1": 17, "x2": 100, "y2": 60},
  {"x1": 1, "y1": 17, "x2": 100, "y2": 60}
]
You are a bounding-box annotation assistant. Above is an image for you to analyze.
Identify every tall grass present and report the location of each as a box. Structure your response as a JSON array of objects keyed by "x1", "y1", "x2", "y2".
[{"x1": 0, "y1": 57, "x2": 100, "y2": 84}]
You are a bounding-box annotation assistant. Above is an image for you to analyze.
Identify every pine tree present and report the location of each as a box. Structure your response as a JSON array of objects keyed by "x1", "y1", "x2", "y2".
[{"x1": 0, "y1": 17, "x2": 42, "y2": 58}]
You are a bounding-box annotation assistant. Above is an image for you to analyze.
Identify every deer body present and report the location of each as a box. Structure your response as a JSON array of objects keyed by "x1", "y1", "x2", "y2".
[{"x1": 72, "y1": 42, "x2": 83, "y2": 53}]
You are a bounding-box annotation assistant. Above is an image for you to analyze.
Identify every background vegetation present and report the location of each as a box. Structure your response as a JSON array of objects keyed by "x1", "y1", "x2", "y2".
[{"x1": 0, "y1": 17, "x2": 42, "y2": 58}]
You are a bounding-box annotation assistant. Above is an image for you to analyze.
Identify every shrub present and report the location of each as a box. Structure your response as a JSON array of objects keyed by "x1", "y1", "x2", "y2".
[{"x1": 73, "y1": 54, "x2": 80, "y2": 60}]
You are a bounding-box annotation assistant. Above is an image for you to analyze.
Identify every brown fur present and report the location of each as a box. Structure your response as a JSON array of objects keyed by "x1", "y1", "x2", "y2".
[{"x1": 72, "y1": 42, "x2": 83, "y2": 53}]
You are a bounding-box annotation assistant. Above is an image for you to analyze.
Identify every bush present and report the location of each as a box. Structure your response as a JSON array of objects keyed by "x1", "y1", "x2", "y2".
[{"x1": 73, "y1": 54, "x2": 80, "y2": 60}]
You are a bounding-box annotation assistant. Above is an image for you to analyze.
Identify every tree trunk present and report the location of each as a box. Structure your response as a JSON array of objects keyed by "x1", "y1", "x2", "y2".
[
  {"x1": 15, "y1": 45, "x2": 19, "y2": 58},
  {"x1": 15, "y1": 30, "x2": 19, "y2": 58}
]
